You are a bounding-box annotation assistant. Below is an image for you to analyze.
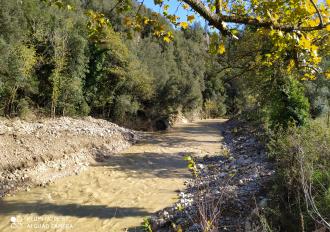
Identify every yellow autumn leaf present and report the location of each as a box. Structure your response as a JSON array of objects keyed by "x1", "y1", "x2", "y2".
[
  {"x1": 287, "y1": 59, "x2": 295, "y2": 72},
  {"x1": 326, "y1": 24, "x2": 330, "y2": 31},
  {"x1": 67, "y1": 4, "x2": 73, "y2": 10},
  {"x1": 123, "y1": 17, "x2": 132, "y2": 26},
  {"x1": 187, "y1": 15, "x2": 195, "y2": 23},
  {"x1": 299, "y1": 35, "x2": 312, "y2": 50},
  {"x1": 183, "y1": 4, "x2": 190, "y2": 10},
  {"x1": 180, "y1": 21, "x2": 189, "y2": 29},
  {"x1": 99, "y1": 18, "x2": 106, "y2": 25},
  {"x1": 303, "y1": 73, "x2": 316, "y2": 80},
  {"x1": 143, "y1": 18, "x2": 149, "y2": 25},
  {"x1": 163, "y1": 4, "x2": 169, "y2": 11},
  {"x1": 163, "y1": 36, "x2": 171, "y2": 43},
  {"x1": 217, "y1": 43, "x2": 225, "y2": 54},
  {"x1": 210, "y1": 5, "x2": 216, "y2": 12},
  {"x1": 154, "y1": 0, "x2": 163, "y2": 4},
  {"x1": 325, "y1": 72, "x2": 330, "y2": 79},
  {"x1": 153, "y1": 31, "x2": 161, "y2": 37},
  {"x1": 266, "y1": 10, "x2": 272, "y2": 19}
]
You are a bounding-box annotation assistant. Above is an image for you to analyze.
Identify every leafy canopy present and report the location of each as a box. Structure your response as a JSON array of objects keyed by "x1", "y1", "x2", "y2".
[{"x1": 45, "y1": 0, "x2": 329, "y2": 80}]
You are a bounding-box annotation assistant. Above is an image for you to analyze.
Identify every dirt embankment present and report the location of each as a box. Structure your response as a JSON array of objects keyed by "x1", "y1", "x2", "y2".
[{"x1": 0, "y1": 117, "x2": 137, "y2": 197}]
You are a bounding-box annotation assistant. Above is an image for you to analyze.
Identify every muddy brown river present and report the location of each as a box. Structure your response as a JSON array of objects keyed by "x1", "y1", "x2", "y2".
[{"x1": 0, "y1": 119, "x2": 225, "y2": 232}]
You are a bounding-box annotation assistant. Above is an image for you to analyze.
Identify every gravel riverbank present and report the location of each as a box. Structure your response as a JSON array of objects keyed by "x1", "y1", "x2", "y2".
[
  {"x1": 0, "y1": 117, "x2": 137, "y2": 198},
  {"x1": 149, "y1": 119, "x2": 275, "y2": 231}
]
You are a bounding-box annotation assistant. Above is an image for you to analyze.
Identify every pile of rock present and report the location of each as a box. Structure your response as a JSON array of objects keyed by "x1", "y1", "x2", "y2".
[
  {"x1": 0, "y1": 117, "x2": 137, "y2": 197},
  {"x1": 150, "y1": 120, "x2": 275, "y2": 231}
]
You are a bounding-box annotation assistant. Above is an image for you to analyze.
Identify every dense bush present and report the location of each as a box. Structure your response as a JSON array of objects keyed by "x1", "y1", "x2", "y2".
[
  {"x1": 267, "y1": 76, "x2": 310, "y2": 128},
  {"x1": 267, "y1": 121, "x2": 330, "y2": 231}
]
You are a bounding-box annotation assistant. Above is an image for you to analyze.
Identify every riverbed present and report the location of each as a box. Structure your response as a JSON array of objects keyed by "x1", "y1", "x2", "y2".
[{"x1": 0, "y1": 119, "x2": 224, "y2": 232}]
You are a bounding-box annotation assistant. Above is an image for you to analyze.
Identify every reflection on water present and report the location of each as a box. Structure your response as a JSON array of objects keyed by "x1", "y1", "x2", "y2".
[{"x1": 0, "y1": 119, "x2": 225, "y2": 232}]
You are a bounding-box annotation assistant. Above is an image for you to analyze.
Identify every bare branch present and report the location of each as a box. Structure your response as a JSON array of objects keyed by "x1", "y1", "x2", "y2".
[
  {"x1": 174, "y1": 2, "x2": 183, "y2": 16},
  {"x1": 136, "y1": 0, "x2": 145, "y2": 16},
  {"x1": 298, "y1": 151, "x2": 330, "y2": 229},
  {"x1": 109, "y1": 0, "x2": 123, "y2": 14}
]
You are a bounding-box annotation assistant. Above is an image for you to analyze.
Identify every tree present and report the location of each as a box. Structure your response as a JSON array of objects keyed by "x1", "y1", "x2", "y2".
[
  {"x1": 180, "y1": 0, "x2": 329, "y2": 33},
  {"x1": 128, "y1": 0, "x2": 329, "y2": 80},
  {"x1": 84, "y1": 10, "x2": 154, "y2": 123}
]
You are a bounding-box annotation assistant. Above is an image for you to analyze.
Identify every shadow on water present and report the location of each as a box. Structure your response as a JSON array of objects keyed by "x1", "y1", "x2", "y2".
[
  {"x1": 0, "y1": 201, "x2": 150, "y2": 219},
  {"x1": 91, "y1": 120, "x2": 224, "y2": 179},
  {"x1": 139, "y1": 121, "x2": 224, "y2": 146},
  {"x1": 127, "y1": 226, "x2": 145, "y2": 232},
  {"x1": 93, "y1": 152, "x2": 192, "y2": 179},
  {"x1": 138, "y1": 134, "x2": 221, "y2": 148}
]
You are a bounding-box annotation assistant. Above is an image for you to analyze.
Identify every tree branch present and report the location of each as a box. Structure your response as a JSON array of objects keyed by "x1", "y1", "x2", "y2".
[
  {"x1": 181, "y1": 0, "x2": 231, "y2": 36},
  {"x1": 309, "y1": 0, "x2": 324, "y2": 27},
  {"x1": 182, "y1": 0, "x2": 330, "y2": 33},
  {"x1": 215, "y1": 0, "x2": 220, "y2": 14},
  {"x1": 109, "y1": 0, "x2": 123, "y2": 14},
  {"x1": 136, "y1": 0, "x2": 145, "y2": 16}
]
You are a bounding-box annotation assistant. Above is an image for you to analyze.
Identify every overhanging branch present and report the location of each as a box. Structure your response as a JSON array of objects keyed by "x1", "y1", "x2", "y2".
[
  {"x1": 310, "y1": 0, "x2": 324, "y2": 27},
  {"x1": 182, "y1": 0, "x2": 329, "y2": 33}
]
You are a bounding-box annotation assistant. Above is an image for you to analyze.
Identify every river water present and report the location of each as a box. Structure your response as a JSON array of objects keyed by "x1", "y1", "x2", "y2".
[{"x1": 0, "y1": 119, "x2": 224, "y2": 232}]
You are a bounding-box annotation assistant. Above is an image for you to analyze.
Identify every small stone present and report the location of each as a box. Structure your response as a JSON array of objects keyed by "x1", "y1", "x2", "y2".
[
  {"x1": 219, "y1": 172, "x2": 227, "y2": 178},
  {"x1": 259, "y1": 198, "x2": 268, "y2": 208},
  {"x1": 10, "y1": 216, "x2": 16, "y2": 223},
  {"x1": 197, "y1": 164, "x2": 205, "y2": 169},
  {"x1": 163, "y1": 210, "x2": 169, "y2": 219}
]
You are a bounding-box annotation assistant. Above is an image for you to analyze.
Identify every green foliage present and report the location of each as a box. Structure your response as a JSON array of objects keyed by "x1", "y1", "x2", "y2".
[
  {"x1": 142, "y1": 217, "x2": 152, "y2": 232},
  {"x1": 17, "y1": 98, "x2": 35, "y2": 120},
  {"x1": 0, "y1": 0, "x2": 220, "y2": 127},
  {"x1": 184, "y1": 155, "x2": 198, "y2": 177},
  {"x1": 203, "y1": 56, "x2": 227, "y2": 118},
  {"x1": 0, "y1": 0, "x2": 325, "y2": 133},
  {"x1": 203, "y1": 99, "x2": 226, "y2": 118},
  {"x1": 218, "y1": 30, "x2": 312, "y2": 128},
  {"x1": 267, "y1": 76, "x2": 310, "y2": 128},
  {"x1": 305, "y1": 57, "x2": 330, "y2": 119},
  {"x1": 0, "y1": 39, "x2": 37, "y2": 116},
  {"x1": 0, "y1": 0, "x2": 90, "y2": 117},
  {"x1": 267, "y1": 121, "x2": 330, "y2": 231},
  {"x1": 212, "y1": 28, "x2": 328, "y2": 230},
  {"x1": 84, "y1": 23, "x2": 154, "y2": 123}
]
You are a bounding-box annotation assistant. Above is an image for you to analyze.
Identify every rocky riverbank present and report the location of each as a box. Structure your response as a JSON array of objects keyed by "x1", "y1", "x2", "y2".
[
  {"x1": 149, "y1": 120, "x2": 275, "y2": 231},
  {"x1": 0, "y1": 117, "x2": 137, "y2": 198}
]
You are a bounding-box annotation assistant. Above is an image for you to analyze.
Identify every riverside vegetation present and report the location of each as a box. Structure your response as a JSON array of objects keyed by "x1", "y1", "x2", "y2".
[{"x1": 0, "y1": 0, "x2": 329, "y2": 231}]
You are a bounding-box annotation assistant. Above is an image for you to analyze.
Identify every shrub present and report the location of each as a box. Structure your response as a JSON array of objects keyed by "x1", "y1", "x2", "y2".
[
  {"x1": 267, "y1": 76, "x2": 310, "y2": 128},
  {"x1": 267, "y1": 121, "x2": 330, "y2": 231},
  {"x1": 203, "y1": 99, "x2": 226, "y2": 118},
  {"x1": 17, "y1": 98, "x2": 36, "y2": 120}
]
